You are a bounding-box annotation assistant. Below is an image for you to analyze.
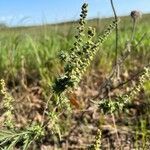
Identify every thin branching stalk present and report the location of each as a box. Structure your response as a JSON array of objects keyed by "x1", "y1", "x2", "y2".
[
  {"x1": 131, "y1": 19, "x2": 136, "y2": 41},
  {"x1": 110, "y1": 0, "x2": 120, "y2": 79}
]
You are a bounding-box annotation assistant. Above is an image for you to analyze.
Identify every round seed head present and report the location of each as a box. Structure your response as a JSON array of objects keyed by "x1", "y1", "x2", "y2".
[{"x1": 130, "y1": 11, "x2": 142, "y2": 21}]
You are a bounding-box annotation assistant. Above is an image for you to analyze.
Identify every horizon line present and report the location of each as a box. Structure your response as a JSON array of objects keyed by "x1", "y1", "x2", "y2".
[{"x1": 0, "y1": 12, "x2": 149, "y2": 28}]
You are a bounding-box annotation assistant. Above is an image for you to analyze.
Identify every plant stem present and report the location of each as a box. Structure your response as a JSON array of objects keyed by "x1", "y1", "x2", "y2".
[{"x1": 110, "y1": 0, "x2": 119, "y2": 79}]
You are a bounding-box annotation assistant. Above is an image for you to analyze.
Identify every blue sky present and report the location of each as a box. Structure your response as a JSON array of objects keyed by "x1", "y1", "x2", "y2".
[{"x1": 0, "y1": 0, "x2": 149, "y2": 26}]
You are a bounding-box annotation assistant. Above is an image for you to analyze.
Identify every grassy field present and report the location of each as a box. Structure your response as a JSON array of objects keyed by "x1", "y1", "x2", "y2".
[
  {"x1": 0, "y1": 14, "x2": 149, "y2": 84},
  {"x1": 0, "y1": 11, "x2": 150, "y2": 149}
]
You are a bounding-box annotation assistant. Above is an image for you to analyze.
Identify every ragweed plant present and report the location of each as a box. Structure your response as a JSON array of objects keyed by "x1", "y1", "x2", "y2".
[
  {"x1": 53, "y1": 3, "x2": 119, "y2": 107},
  {"x1": 0, "y1": 79, "x2": 45, "y2": 150},
  {"x1": 0, "y1": 79, "x2": 14, "y2": 128},
  {"x1": 98, "y1": 67, "x2": 150, "y2": 114},
  {"x1": 88, "y1": 129, "x2": 102, "y2": 150},
  {"x1": 0, "y1": 123, "x2": 44, "y2": 150},
  {"x1": 0, "y1": 3, "x2": 120, "y2": 149},
  {"x1": 47, "y1": 109, "x2": 62, "y2": 139}
]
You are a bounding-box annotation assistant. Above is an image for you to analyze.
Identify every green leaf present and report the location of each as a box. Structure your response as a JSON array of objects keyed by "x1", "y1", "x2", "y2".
[
  {"x1": 6, "y1": 136, "x2": 20, "y2": 150},
  {"x1": 0, "y1": 130, "x2": 15, "y2": 143},
  {"x1": 0, "y1": 138, "x2": 11, "y2": 146}
]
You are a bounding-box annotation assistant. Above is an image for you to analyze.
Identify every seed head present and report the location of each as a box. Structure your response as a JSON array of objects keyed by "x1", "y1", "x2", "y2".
[{"x1": 130, "y1": 11, "x2": 142, "y2": 21}]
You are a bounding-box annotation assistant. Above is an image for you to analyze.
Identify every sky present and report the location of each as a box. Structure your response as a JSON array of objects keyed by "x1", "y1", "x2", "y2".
[{"x1": 0, "y1": 0, "x2": 149, "y2": 27}]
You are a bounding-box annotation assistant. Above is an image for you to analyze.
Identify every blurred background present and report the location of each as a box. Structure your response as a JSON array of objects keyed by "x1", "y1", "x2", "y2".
[{"x1": 0, "y1": 0, "x2": 150, "y2": 27}]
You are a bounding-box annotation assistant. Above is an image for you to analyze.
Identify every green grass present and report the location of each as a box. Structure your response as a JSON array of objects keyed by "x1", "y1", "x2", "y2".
[{"x1": 0, "y1": 14, "x2": 149, "y2": 86}]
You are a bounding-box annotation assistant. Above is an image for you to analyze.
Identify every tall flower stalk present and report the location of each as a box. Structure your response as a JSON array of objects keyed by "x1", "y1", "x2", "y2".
[{"x1": 53, "y1": 3, "x2": 119, "y2": 97}]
